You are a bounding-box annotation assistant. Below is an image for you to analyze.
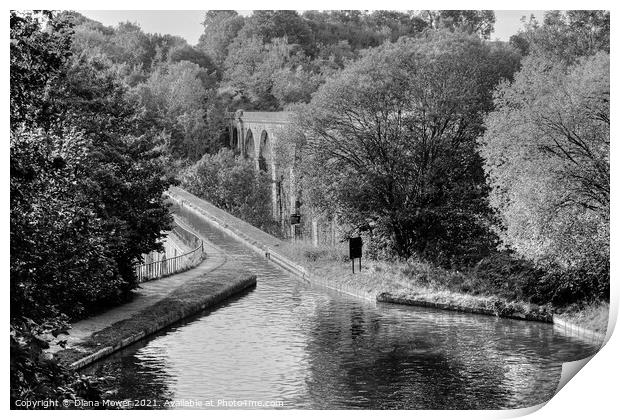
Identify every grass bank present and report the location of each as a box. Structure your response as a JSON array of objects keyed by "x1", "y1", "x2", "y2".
[
  {"x1": 287, "y1": 240, "x2": 608, "y2": 331},
  {"x1": 554, "y1": 301, "x2": 609, "y2": 333}
]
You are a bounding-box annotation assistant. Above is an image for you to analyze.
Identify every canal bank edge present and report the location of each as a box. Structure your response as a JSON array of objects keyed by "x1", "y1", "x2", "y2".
[
  {"x1": 167, "y1": 188, "x2": 606, "y2": 347},
  {"x1": 553, "y1": 317, "x2": 606, "y2": 346},
  {"x1": 61, "y1": 275, "x2": 256, "y2": 370},
  {"x1": 55, "y1": 225, "x2": 258, "y2": 371}
]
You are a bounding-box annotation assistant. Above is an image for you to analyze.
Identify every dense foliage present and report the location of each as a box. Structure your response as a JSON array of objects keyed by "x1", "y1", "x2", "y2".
[
  {"x1": 298, "y1": 31, "x2": 520, "y2": 264},
  {"x1": 43, "y1": 10, "x2": 500, "y2": 162},
  {"x1": 10, "y1": 11, "x2": 72, "y2": 129},
  {"x1": 509, "y1": 11, "x2": 609, "y2": 60},
  {"x1": 63, "y1": 12, "x2": 223, "y2": 161},
  {"x1": 180, "y1": 149, "x2": 279, "y2": 234},
  {"x1": 481, "y1": 13, "x2": 609, "y2": 304},
  {"x1": 202, "y1": 10, "x2": 496, "y2": 112},
  {"x1": 132, "y1": 60, "x2": 225, "y2": 159},
  {"x1": 272, "y1": 11, "x2": 608, "y2": 307},
  {"x1": 11, "y1": 318, "x2": 103, "y2": 406},
  {"x1": 10, "y1": 11, "x2": 173, "y2": 406}
]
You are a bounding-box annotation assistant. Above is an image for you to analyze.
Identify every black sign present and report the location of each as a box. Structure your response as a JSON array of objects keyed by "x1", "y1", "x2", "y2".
[
  {"x1": 349, "y1": 237, "x2": 363, "y2": 259},
  {"x1": 290, "y1": 214, "x2": 301, "y2": 225}
]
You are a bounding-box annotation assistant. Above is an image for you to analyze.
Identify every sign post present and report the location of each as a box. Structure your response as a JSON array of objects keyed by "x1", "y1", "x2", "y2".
[
  {"x1": 290, "y1": 214, "x2": 301, "y2": 241},
  {"x1": 349, "y1": 237, "x2": 363, "y2": 273}
]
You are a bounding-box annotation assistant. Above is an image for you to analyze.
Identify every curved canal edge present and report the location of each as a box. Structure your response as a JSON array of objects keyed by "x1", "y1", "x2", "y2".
[
  {"x1": 68, "y1": 276, "x2": 256, "y2": 370},
  {"x1": 54, "y1": 228, "x2": 258, "y2": 370},
  {"x1": 167, "y1": 187, "x2": 606, "y2": 347}
]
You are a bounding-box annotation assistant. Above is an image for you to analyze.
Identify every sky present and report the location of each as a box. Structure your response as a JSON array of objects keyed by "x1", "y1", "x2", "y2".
[{"x1": 78, "y1": 10, "x2": 547, "y2": 45}]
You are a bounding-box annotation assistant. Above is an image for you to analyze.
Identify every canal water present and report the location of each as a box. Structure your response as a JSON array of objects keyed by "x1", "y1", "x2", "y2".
[{"x1": 85, "y1": 207, "x2": 600, "y2": 409}]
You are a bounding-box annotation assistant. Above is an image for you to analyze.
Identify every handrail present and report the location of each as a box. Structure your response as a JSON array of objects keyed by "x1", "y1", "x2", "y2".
[
  {"x1": 135, "y1": 221, "x2": 205, "y2": 283},
  {"x1": 171, "y1": 221, "x2": 201, "y2": 249}
]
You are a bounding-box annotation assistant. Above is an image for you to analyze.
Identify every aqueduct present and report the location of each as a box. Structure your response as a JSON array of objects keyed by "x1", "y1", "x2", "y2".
[{"x1": 227, "y1": 110, "x2": 293, "y2": 220}]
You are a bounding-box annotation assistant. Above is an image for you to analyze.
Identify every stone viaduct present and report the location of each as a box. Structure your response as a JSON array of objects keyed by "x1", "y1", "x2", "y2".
[
  {"x1": 227, "y1": 109, "x2": 338, "y2": 245},
  {"x1": 227, "y1": 110, "x2": 293, "y2": 221}
]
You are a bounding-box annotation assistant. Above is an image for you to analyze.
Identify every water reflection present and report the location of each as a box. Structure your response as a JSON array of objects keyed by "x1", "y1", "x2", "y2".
[
  {"x1": 84, "y1": 208, "x2": 599, "y2": 409},
  {"x1": 92, "y1": 345, "x2": 175, "y2": 409}
]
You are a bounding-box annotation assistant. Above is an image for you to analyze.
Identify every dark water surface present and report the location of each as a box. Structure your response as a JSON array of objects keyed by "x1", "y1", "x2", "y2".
[{"x1": 84, "y1": 207, "x2": 599, "y2": 409}]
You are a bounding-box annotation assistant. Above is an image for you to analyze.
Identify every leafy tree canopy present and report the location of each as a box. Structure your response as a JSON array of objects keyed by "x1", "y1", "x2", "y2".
[
  {"x1": 180, "y1": 149, "x2": 278, "y2": 234},
  {"x1": 480, "y1": 52, "x2": 609, "y2": 279},
  {"x1": 509, "y1": 10, "x2": 609, "y2": 60},
  {"x1": 10, "y1": 10, "x2": 174, "y2": 321},
  {"x1": 299, "y1": 31, "x2": 520, "y2": 263}
]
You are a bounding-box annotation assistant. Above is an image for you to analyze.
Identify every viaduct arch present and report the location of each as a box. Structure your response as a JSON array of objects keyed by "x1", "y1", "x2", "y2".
[{"x1": 228, "y1": 110, "x2": 292, "y2": 220}]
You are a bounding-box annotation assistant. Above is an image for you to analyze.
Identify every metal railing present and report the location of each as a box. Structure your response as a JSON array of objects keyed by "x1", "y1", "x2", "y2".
[{"x1": 135, "y1": 223, "x2": 205, "y2": 283}]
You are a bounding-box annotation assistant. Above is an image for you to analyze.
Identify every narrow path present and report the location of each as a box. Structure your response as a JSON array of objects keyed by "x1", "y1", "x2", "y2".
[{"x1": 49, "y1": 219, "x2": 231, "y2": 355}]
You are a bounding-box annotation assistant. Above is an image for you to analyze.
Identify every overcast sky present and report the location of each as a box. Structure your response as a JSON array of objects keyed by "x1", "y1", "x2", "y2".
[{"x1": 79, "y1": 10, "x2": 546, "y2": 45}]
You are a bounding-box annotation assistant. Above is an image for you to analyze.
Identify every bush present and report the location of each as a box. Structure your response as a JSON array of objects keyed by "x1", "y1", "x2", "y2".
[
  {"x1": 303, "y1": 246, "x2": 349, "y2": 264},
  {"x1": 285, "y1": 240, "x2": 348, "y2": 265},
  {"x1": 10, "y1": 128, "x2": 173, "y2": 322},
  {"x1": 181, "y1": 148, "x2": 281, "y2": 235},
  {"x1": 469, "y1": 252, "x2": 543, "y2": 302},
  {"x1": 10, "y1": 317, "x2": 103, "y2": 408},
  {"x1": 466, "y1": 251, "x2": 608, "y2": 306},
  {"x1": 534, "y1": 257, "x2": 610, "y2": 306}
]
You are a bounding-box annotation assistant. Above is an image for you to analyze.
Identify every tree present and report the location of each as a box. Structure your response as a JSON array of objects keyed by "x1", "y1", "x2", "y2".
[
  {"x1": 367, "y1": 10, "x2": 429, "y2": 42},
  {"x1": 68, "y1": 13, "x2": 204, "y2": 86},
  {"x1": 238, "y1": 10, "x2": 315, "y2": 54},
  {"x1": 108, "y1": 22, "x2": 152, "y2": 67},
  {"x1": 509, "y1": 10, "x2": 609, "y2": 60},
  {"x1": 222, "y1": 35, "x2": 275, "y2": 109},
  {"x1": 134, "y1": 60, "x2": 225, "y2": 159},
  {"x1": 300, "y1": 31, "x2": 520, "y2": 263},
  {"x1": 312, "y1": 40, "x2": 355, "y2": 73},
  {"x1": 10, "y1": 10, "x2": 175, "y2": 405},
  {"x1": 303, "y1": 10, "x2": 385, "y2": 52},
  {"x1": 420, "y1": 10, "x2": 496, "y2": 39},
  {"x1": 197, "y1": 10, "x2": 245, "y2": 67},
  {"x1": 168, "y1": 44, "x2": 217, "y2": 75},
  {"x1": 271, "y1": 65, "x2": 322, "y2": 106},
  {"x1": 181, "y1": 149, "x2": 277, "y2": 233},
  {"x1": 11, "y1": 43, "x2": 175, "y2": 319},
  {"x1": 12, "y1": 129, "x2": 126, "y2": 320},
  {"x1": 223, "y1": 35, "x2": 305, "y2": 110},
  {"x1": 10, "y1": 11, "x2": 73, "y2": 129},
  {"x1": 11, "y1": 4, "x2": 174, "y2": 368},
  {"x1": 479, "y1": 52, "x2": 609, "y2": 300},
  {"x1": 68, "y1": 16, "x2": 157, "y2": 77}
]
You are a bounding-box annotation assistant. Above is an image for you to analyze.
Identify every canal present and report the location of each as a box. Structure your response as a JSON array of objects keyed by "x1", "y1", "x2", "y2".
[{"x1": 84, "y1": 207, "x2": 599, "y2": 409}]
